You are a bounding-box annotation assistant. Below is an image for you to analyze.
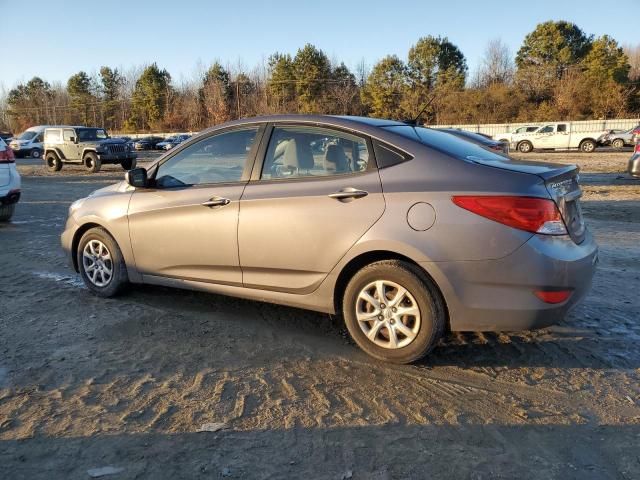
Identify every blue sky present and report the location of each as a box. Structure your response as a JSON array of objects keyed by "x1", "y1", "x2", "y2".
[{"x1": 1, "y1": 0, "x2": 636, "y2": 88}]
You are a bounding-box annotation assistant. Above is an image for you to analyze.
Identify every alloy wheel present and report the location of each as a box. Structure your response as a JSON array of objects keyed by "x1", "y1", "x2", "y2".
[
  {"x1": 355, "y1": 280, "x2": 421, "y2": 349},
  {"x1": 82, "y1": 239, "x2": 113, "y2": 287}
]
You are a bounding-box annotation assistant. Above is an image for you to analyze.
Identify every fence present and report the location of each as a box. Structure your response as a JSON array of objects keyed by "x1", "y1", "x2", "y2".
[{"x1": 426, "y1": 118, "x2": 640, "y2": 137}]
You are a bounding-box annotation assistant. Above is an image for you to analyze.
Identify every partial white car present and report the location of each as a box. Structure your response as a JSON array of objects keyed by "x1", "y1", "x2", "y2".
[
  {"x1": 493, "y1": 125, "x2": 540, "y2": 144},
  {"x1": 0, "y1": 138, "x2": 21, "y2": 221}
]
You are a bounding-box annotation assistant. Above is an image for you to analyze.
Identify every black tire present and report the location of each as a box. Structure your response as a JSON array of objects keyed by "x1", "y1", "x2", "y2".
[
  {"x1": 83, "y1": 152, "x2": 101, "y2": 173},
  {"x1": 77, "y1": 227, "x2": 128, "y2": 297},
  {"x1": 612, "y1": 138, "x2": 625, "y2": 149},
  {"x1": 342, "y1": 260, "x2": 446, "y2": 364},
  {"x1": 45, "y1": 152, "x2": 63, "y2": 172},
  {"x1": 579, "y1": 139, "x2": 596, "y2": 153},
  {"x1": 517, "y1": 141, "x2": 533, "y2": 153},
  {"x1": 0, "y1": 204, "x2": 15, "y2": 222},
  {"x1": 31, "y1": 148, "x2": 42, "y2": 159},
  {"x1": 121, "y1": 158, "x2": 136, "y2": 170}
]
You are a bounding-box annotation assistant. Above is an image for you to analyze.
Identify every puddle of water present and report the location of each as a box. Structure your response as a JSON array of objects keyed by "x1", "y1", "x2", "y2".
[{"x1": 32, "y1": 271, "x2": 85, "y2": 288}]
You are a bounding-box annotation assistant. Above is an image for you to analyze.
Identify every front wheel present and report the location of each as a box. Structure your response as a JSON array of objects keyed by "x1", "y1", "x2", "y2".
[
  {"x1": 342, "y1": 260, "x2": 446, "y2": 364},
  {"x1": 77, "y1": 227, "x2": 128, "y2": 297},
  {"x1": 579, "y1": 139, "x2": 596, "y2": 153},
  {"x1": 121, "y1": 158, "x2": 136, "y2": 170},
  {"x1": 0, "y1": 204, "x2": 15, "y2": 222},
  {"x1": 31, "y1": 148, "x2": 42, "y2": 159},
  {"x1": 83, "y1": 152, "x2": 101, "y2": 173}
]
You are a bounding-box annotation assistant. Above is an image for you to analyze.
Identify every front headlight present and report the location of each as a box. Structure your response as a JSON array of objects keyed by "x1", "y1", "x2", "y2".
[{"x1": 69, "y1": 198, "x2": 85, "y2": 214}]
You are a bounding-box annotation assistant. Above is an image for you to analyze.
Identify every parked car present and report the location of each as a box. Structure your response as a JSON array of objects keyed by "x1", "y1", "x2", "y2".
[
  {"x1": 598, "y1": 127, "x2": 637, "y2": 149},
  {"x1": 61, "y1": 115, "x2": 598, "y2": 364},
  {"x1": 44, "y1": 126, "x2": 137, "y2": 173},
  {"x1": 133, "y1": 136, "x2": 165, "y2": 151},
  {"x1": 511, "y1": 122, "x2": 606, "y2": 153},
  {"x1": 439, "y1": 128, "x2": 509, "y2": 154},
  {"x1": 0, "y1": 138, "x2": 21, "y2": 222},
  {"x1": 493, "y1": 125, "x2": 539, "y2": 144},
  {"x1": 628, "y1": 142, "x2": 640, "y2": 178},
  {"x1": 155, "y1": 134, "x2": 191, "y2": 150},
  {"x1": 9, "y1": 125, "x2": 49, "y2": 158},
  {"x1": 0, "y1": 132, "x2": 13, "y2": 144}
]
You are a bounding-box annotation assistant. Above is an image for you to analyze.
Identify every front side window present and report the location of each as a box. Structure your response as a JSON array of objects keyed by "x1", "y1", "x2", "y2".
[
  {"x1": 538, "y1": 125, "x2": 554, "y2": 133},
  {"x1": 261, "y1": 126, "x2": 370, "y2": 180},
  {"x1": 155, "y1": 127, "x2": 259, "y2": 188},
  {"x1": 63, "y1": 129, "x2": 75, "y2": 141}
]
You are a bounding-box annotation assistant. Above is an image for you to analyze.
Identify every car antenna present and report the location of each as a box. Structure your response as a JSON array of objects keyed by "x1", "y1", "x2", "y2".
[{"x1": 403, "y1": 93, "x2": 437, "y2": 126}]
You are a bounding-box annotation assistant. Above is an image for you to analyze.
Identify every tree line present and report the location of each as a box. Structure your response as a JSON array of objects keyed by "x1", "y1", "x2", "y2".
[{"x1": 1, "y1": 20, "x2": 638, "y2": 134}]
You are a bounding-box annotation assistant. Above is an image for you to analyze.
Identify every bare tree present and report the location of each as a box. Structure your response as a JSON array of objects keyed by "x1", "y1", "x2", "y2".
[
  {"x1": 623, "y1": 43, "x2": 640, "y2": 81},
  {"x1": 477, "y1": 38, "x2": 515, "y2": 87}
]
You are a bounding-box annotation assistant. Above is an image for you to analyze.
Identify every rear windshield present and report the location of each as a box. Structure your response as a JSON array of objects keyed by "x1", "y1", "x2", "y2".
[{"x1": 384, "y1": 125, "x2": 508, "y2": 162}]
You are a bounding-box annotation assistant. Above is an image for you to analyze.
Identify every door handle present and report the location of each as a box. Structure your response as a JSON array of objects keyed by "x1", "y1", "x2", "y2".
[
  {"x1": 328, "y1": 188, "x2": 368, "y2": 201},
  {"x1": 202, "y1": 197, "x2": 231, "y2": 207}
]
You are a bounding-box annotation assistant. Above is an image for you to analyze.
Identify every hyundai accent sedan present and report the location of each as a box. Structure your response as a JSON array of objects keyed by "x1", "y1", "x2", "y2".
[{"x1": 61, "y1": 115, "x2": 598, "y2": 363}]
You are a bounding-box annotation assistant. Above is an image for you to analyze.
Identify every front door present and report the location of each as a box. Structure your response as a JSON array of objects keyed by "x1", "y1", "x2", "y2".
[
  {"x1": 61, "y1": 128, "x2": 81, "y2": 160},
  {"x1": 128, "y1": 126, "x2": 262, "y2": 285},
  {"x1": 238, "y1": 124, "x2": 385, "y2": 293}
]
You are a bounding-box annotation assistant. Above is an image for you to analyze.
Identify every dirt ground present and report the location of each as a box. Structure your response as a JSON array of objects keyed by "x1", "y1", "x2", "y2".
[{"x1": 1, "y1": 150, "x2": 639, "y2": 479}]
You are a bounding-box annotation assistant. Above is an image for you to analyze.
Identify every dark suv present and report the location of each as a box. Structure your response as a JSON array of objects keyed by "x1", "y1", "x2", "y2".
[{"x1": 43, "y1": 126, "x2": 137, "y2": 173}]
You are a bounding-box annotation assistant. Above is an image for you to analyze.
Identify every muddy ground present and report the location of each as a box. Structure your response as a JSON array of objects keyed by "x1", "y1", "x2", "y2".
[{"x1": 1, "y1": 150, "x2": 639, "y2": 479}]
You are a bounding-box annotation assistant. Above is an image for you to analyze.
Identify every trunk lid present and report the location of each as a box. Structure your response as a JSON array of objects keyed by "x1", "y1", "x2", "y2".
[{"x1": 469, "y1": 157, "x2": 586, "y2": 243}]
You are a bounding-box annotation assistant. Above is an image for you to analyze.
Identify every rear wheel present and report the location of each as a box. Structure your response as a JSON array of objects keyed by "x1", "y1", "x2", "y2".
[
  {"x1": 579, "y1": 139, "x2": 596, "y2": 153},
  {"x1": 45, "y1": 152, "x2": 62, "y2": 172},
  {"x1": 517, "y1": 141, "x2": 533, "y2": 153},
  {"x1": 77, "y1": 227, "x2": 128, "y2": 297},
  {"x1": 83, "y1": 152, "x2": 101, "y2": 173},
  {"x1": 121, "y1": 158, "x2": 136, "y2": 170},
  {"x1": 612, "y1": 138, "x2": 625, "y2": 149},
  {"x1": 0, "y1": 204, "x2": 15, "y2": 222},
  {"x1": 342, "y1": 260, "x2": 445, "y2": 364}
]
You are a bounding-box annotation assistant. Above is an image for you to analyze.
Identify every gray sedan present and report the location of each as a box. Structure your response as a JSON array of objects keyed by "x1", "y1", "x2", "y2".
[{"x1": 61, "y1": 115, "x2": 598, "y2": 363}]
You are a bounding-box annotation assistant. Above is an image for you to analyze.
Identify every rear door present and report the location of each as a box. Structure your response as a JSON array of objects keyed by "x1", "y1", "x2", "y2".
[{"x1": 238, "y1": 124, "x2": 385, "y2": 293}]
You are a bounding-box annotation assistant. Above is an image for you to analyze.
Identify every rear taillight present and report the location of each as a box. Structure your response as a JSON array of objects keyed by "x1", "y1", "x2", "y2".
[
  {"x1": 534, "y1": 289, "x2": 572, "y2": 304},
  {"x1": 0, "y1": 148, "x2": 15, "y2": 163},
  {"x1": 452, "y1": 196, "x2": 567, "y2": 235}
]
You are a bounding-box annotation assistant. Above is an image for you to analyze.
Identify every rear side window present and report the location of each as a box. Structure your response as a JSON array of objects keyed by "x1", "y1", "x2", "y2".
[
  {"x1": 45, "y1": 129, "x2": 61, "y2": 143},
  {"x1": 261, "y1": 126, "x2": 370, "y2": 180},
  {"x1": 373, "y1": 140, "x2": 411, "y2": 168}
]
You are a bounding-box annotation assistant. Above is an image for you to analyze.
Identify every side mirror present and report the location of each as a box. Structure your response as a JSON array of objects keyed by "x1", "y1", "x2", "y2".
[
  {"x1": 69, "y1": 136, "x2": 77, "y2": 143},
  {"x1": 125, "y1": 167, "x2": 148, "y2": 188}
]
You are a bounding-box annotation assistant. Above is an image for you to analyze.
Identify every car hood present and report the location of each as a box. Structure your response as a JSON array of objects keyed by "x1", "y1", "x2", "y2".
[{"x1": 89, "y1": 180, "x2": 132, "y2": 197}]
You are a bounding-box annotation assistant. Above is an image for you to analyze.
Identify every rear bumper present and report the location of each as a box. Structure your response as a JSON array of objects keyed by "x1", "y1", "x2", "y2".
[
  {"x1": 628, "y1": 153, "x2": 640, "y2": 178},
  {"x1": 423, "y1": 230, "x2": 598, "y2": 332},
  {"x1": 1, "y1": 189, "x2": 21, "y2": 205}
]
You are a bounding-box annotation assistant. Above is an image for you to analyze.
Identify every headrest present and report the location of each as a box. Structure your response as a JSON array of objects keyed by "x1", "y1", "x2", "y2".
[{"x1": 283, "y1": 138, "x2": 314, "y2": 170}]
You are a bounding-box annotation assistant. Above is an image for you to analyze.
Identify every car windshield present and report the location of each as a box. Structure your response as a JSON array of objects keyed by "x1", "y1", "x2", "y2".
[
  {"x1": 18, "y1": 131, "x2": 38, "y2": 140},
  {"x1": 384, "y1": 126, "x2": 507, "y2": 162},
  {"x1": 77, "y1": 128, "x2": 108, "y2": 141}
]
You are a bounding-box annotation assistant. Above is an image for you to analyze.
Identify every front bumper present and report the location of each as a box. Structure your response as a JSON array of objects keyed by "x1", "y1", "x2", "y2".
[
  {"x1": 423, "y1": 230, "x2": 599, "y2": 332},
  {"x1": 1, "y1": 189, "x2": 21, "y2": 205},
  {"x1": 628, "y1": 153, "x2": 640, "y2": 178},
  {"x1": 96, "y1": 152, "x2": 137, "y2": 163},
  {"x1": 61, "y1": 215, "x2": 79, "y2": 270}
]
